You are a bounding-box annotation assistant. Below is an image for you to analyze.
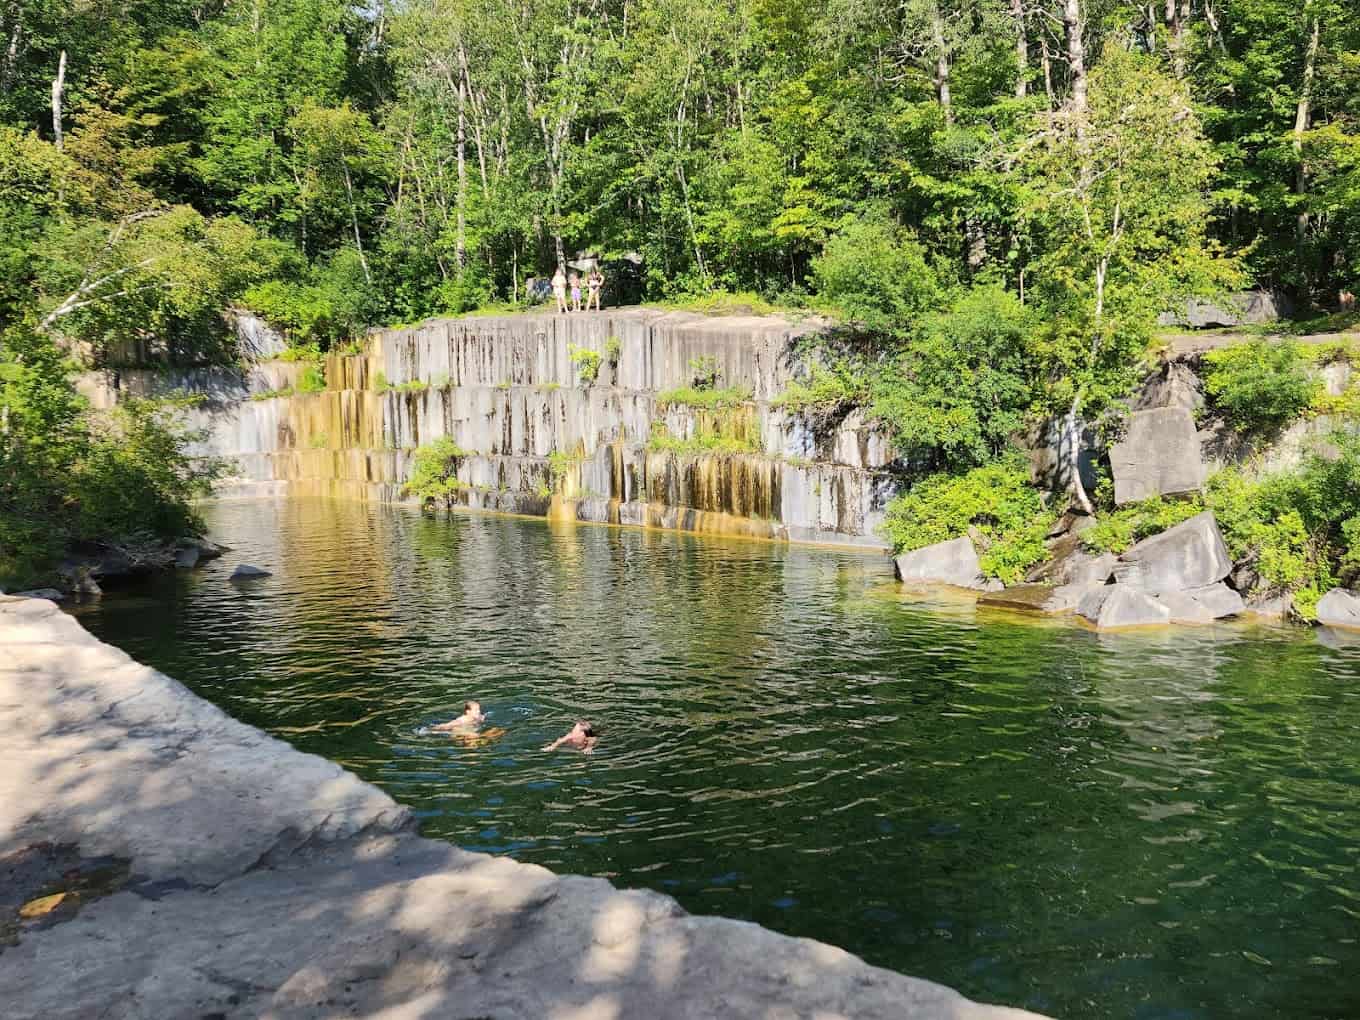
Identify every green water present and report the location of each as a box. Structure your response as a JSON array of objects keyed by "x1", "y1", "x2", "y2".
[{"x1": 75, "y1": 498, "x2": 1360, "y2": 1018}]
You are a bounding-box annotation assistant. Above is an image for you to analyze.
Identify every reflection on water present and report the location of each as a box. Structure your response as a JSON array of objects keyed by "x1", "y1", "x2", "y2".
[{"x1": 76, "y1": 498, "x2": 1360, "y2": 1019}]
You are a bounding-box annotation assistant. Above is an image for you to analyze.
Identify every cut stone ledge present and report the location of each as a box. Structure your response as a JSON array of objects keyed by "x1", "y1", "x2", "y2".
[{"x1": 0, "y1": 596, "x2": 1046, "y2": 1020}]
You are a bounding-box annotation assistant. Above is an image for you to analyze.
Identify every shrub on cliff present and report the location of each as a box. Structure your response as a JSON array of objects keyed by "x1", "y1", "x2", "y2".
[
  {"x1": 811, "y1": 213, "x2": 940, "y2": 336},
  {"x1": 404, "y1": 437, "x2": 470, "y2": 508},
  {"x1": 880, "y1": 456, "x2": 1055, "y2": 585},
  {"x1": 1202, "y1": 340, "x2": 1319, "y2": 434}
]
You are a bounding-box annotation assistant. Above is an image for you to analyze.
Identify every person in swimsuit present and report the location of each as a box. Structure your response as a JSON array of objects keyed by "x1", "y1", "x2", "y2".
[
  {"x1": 552, "y1": 267, "x2": 568, "y2": 314},
  {"x1": 568, "y1": 272, "x2": 582, "y2": 312},
  {"x1": 587, "y1": 268, "x2": 604, "y2": 311},
  {"x1": 432, "y1": 700, "x2": 486, "y2": 731},
  {"x1": 542, "y1": 720, "x2": 597, "y2": 753}
]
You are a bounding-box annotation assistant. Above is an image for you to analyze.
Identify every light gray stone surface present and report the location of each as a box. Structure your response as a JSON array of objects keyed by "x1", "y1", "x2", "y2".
[
  {"x1": 977, "y1": 582, "x2": 1097, "y2": 615},
  {"x1": 1109, "y1": 407, "x2": 1206, "y2": 505},
  {"x1": 894, "y1": 537, "x2": 996, "y2": 591},
  {"x1": 1116, "y1": 511, "x2": 1232, "y2": 593},
  {"x1": 1152, "y1": 590, "x2": 1216, "y2": 625},
  {"x1": 1184, "y1": 582, "x2": 1246, "y2": 619},
  {"x1": 1316, "y1": 588, "x2": 1360, "y2": 630},
  {"x1": 1077, "y1": 584, "x2": 1172, "y2": 629},
  {"x1": 0, "y1": 597, "x2": 1045, "y2": 1020}
]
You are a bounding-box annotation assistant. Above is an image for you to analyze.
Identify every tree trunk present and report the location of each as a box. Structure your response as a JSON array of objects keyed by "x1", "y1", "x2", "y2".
[
  {"x1": 1166, "y1": 0, "x2": 1187, "y2": 77},
  {"x1": 456, "y1": 67, "x2": 468, "y2": 272},
  {"x1": 1011, "y1": 0, "x2": 1028, "y2": 98},
  {"x1": 1063, "y1": 0, "x2": 1087, "y2": 117},
  {"x1": 343, "y1": 163, "x2": 372, "y2": 285},
  {"x1": 51, "y1": 49, "x2": 66, "y2": 151},
  {"x1": 932, "y1": 9, "x2": 953, "y2": 124},
  {"x1": 1040, "y1": 34, "x2": 1055, "y2": 109},
  {"x1": 1293, "y1": 13, "x2": 1319, "y2": 258}
]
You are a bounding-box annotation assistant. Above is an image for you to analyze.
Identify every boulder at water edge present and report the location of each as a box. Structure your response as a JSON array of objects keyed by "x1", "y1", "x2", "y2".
[
  {"x1": 893, "y1": 537, "x2": 999, "y2": 591},
  {"x1": 978, "y1": 582, "x2": 1098, "y2": 614},
  {"x1": 1077, "y1": 583, "x2": 1172, "y2": 629},
  {"x1": 1316, "y1": 588, "x2": 1360, "y2": 630},
  {"x1": 14, "y1": 588, "x2": 66, "y2": 602},
  {"x1": 1152, "y1": 589, "x2": 1217, "y2": 625},
  {"x1": 229, "y1": 564, "x2": 272, "y2": 581},
  {"x1": 1109, "y1": 407, "x2": 1206, "y2": 506},
  {"x1": 1184, "y1": 582, "x2": 1245, "y2": 619},
  {"x1": 1116, "y1": 511, "x2": 1232, "y2": 593}
]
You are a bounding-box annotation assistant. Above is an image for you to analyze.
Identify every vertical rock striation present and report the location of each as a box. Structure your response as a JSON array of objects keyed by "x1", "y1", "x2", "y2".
[{"x1": 135, "y1": 309, "x2": 898, "y2": 547}]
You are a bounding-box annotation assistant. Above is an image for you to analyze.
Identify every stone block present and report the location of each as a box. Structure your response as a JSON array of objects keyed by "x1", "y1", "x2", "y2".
[
  {"x1": 893, "y1": 536, "x2": 993, "y2": 591},
  {"x1": 1316, "y1": 588, "x2": 1360, "y2": 630},
  {"x1": 1116, "y1": 511, "x2": 1232, "y2": 593},
  {"x1": 1185, "y1": 582, "x2": 1246, "y2": 619},
  {"x1": 1025, "y1": 534, "x2": 1114, "y2": 587},
  {"x1": 1153, "y1": 590, "x2": 1217, "y2": 625},
  {"x1": 229, "y1": 564, "x2": 272, "y2": 581},
  {"x1": 1110, "y1": 407, "x2": 1206, "y2": 505},
  {"x1": 1078, "y1": 583, "x2": 1172, "y2": 629},
  {"x1": 1245, "y1": 593, "x2": 1293, "y2": 620}
]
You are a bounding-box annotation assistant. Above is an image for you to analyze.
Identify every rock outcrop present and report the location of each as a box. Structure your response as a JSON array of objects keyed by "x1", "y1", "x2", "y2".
[
  {"x1": 1077, "y1": 583, "x2": 1172, "y2": 629},
  {"x1": 1109, "y1": 407, "x2": 1206, "y2": 505},
  {"x1": 1316, "y1": 588, "x2": 1360, "y2": 630},
  {"x1": 0, "y1": 596, "x2": 1045, "y2": 1020},
  {"x1": 1114, "y1": 511, "x2": 1232, "y2": 593},
  {"x1": 894, "y1": 537, "x2": 1000, "y2": 591}
]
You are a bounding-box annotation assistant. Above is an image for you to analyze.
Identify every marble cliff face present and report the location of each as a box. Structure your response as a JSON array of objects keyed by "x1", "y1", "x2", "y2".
[{"x1": 84, "y1": 309, "x2": 901, "y2": 548}]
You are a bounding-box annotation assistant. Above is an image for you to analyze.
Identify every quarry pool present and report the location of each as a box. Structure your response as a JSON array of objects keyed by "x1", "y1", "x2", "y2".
[{"x1": 77, "y1": 497, "x2": 1360, "y2": 1019}]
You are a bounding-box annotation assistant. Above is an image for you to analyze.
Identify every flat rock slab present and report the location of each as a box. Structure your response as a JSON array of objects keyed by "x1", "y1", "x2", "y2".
[
  {"x1": 1109, "y1": 407, "x2": 1206, "y2": 505},
  {"x1": 978, "y1": 583, "x2": 1095, "y2": 615},
  {"x1": 0, "y1": 597, "x2": 1045, "y2": 1020}
]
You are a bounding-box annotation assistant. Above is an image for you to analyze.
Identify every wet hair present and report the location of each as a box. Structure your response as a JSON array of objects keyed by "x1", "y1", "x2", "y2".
[
  {"x1": 465, "y1": 700, "x2": 480, "y2": 713},
  {"x1": 577, "y1": 720, "x2": 595, "y2": 737}
]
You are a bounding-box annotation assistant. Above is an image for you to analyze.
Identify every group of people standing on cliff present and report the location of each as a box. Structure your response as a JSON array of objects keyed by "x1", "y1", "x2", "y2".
[{"x1": 552, "y1": 265, "x2": 604, "y2": 314}]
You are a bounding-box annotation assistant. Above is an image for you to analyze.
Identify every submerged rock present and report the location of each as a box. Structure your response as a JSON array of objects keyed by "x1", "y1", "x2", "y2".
[
  {"x1": 978, "y1": 582, "x2": 1097, "y2": 615},
  {"x1": 1109, "y1": 407, "x2": 1206, "y2": 505},
  {"x1": 893, "y1": 537, "x2": 999, "y2": 592},
  {"x1": 13, "y1": 588, "x2": 66, "y2": 602},
  {"x1": 1077, "y1": 583, "x2": 1172, "y2": 629},
  {"x1": 1116, "y1": 511, "x2": 1232, "y2": 593},
  {"x1": 1316, "y1": 588, "x2": 1360, "y2": 630},
  {"x1": 229, "y1": 564, "x2": 272, "y2": 581}
]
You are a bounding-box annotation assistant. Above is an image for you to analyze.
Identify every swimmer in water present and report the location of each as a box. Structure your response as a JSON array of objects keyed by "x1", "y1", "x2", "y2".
[
  {"x1": 542, "y1": 720, "x2": 597, "y2": 754},
  {"x1": 432, "y1": 700, "x2": 486, "y2": 732}
]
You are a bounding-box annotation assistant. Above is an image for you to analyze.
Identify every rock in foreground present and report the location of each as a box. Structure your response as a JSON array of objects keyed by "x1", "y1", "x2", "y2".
[
  {"x1": 1316, "y1": 588, "x2": 1360, "y2": 630},
  {"x1": 229, "y1": 563, "x2": 272, "y2": 580},
  {"x1": 1115, "y1": 511, "x2": 1232, "y2": 593},
  {"x1": 0, "y1": 597, "x2": 1045, "y2": 1020},
  {"x1": 894, "y1": 537, "x2": 1001, "y2": 592}
]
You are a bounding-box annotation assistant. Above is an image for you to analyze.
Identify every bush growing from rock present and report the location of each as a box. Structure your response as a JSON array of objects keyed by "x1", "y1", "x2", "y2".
[
  {"x1": 880, "y1": 455, "x2": 1055, "y2": 585},
  {"x1": 1202, "y1": 339, "x2": 1319, "y2": 433}
]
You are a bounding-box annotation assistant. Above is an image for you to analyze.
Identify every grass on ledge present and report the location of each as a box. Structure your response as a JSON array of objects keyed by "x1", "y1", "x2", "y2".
[
  {"x1": 655, "y1": 384, "x2": 752, "y2": 411},
  {"x1": 647, "y1": 430, "x2": 760, "y2": 457}
]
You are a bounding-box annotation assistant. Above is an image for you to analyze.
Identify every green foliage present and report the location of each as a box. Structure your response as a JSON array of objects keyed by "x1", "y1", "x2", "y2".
[
  {"x1": 251, "y1": 386, "x2": 295, "y2": 401},
  {"x1": 297, "y1": 365, "x2": 326, "y2": 393},
  {"x1": 392, "y1": 379, "x2": 430, "y2": 394},
  {"x1": 811, "y1": 213, "x2": 940, "y2": 334},
  {"x1": 547, "y1": 449, "x2": 581, "y2": 482},
  {"x1": 656, "y1": 385, "x2": 751, "y2": 411},
  {"x1": 372, "y1": 372, "x2": 389, "y2": 393},
  {"x1": 880, "y1": 456, "x2": 1056, "y2": 585},
  {"x1": 309, "y1": 432, "x2": 330, "y2": 449},
  {"x1": 647, "y1": 416, "x2": 759, "y2": 456},
  {"x1": 243, "y1": 249, "x2": 378, "y2": 349},
  {"x1": 568, "y1": 343, "x2": 602, "y2": 384},
  {"x1": 604, "y1": 336, "x2": 622, "y2": 364},
  {"x1": 1083, "y1": 497, "x2": 1207, "y2": 555},
  {"x1": 773, "y1": 364, "x2": 868, "y2": 424},
  {"x1": 687, "y1": 356, "x2": 721, "y2": 390},
  {"x1": 1202, "y1": 340, "x2": 1320, "y2": 433},
  {"x1": 404, "y1": 437, "x2": 470, "y2": 507},
  {"x1": 1, "y1": 328, "x2": 219, "y2": 587},
  {"x1": 871, "y1": 286, "x2": 1039, "y2": 470}
]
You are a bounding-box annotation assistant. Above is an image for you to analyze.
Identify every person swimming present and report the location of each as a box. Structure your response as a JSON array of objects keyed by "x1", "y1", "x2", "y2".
[
  {"x1": 431, "y1": 700, "x2": 486, "y2": 731},
  {"x1": 542, "y1": 719, "x2": 597, "y2": 753}
]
